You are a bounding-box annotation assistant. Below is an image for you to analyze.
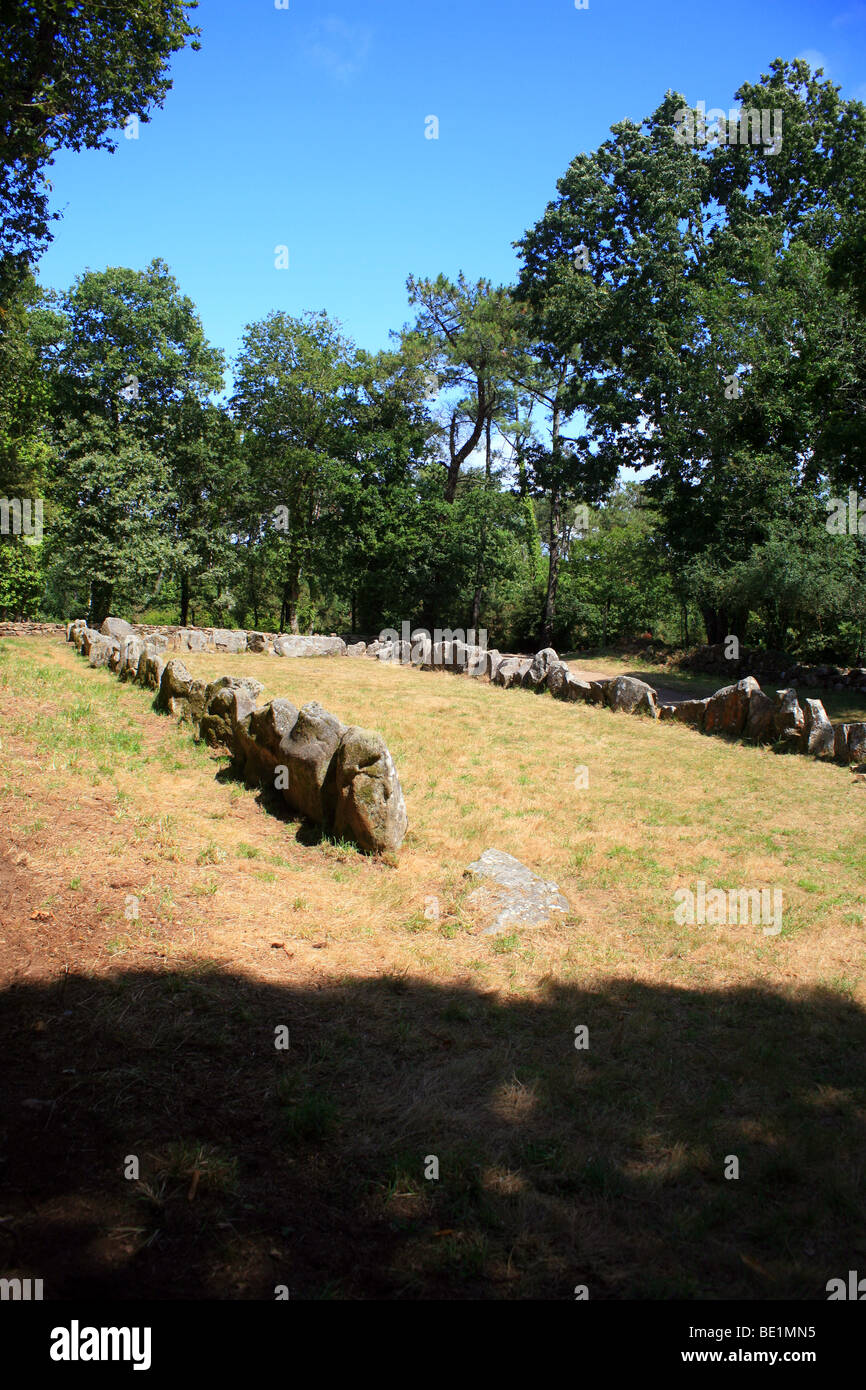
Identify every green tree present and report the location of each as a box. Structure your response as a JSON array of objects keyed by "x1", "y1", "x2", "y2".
[
  {"x1": 0, "y1": 0, "x2": 200, "y2": 264},
  {"x1": 45, "y1": 259, "x2": 224, "y2": 623}
]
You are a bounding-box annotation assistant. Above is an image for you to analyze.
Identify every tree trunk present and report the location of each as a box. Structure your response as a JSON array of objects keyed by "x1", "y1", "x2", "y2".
[
  {"x1": 540, "y1": 401, "x2": 562, "y2": 649},
  {"x1": 470, "y1": 416, "x2": 493, "y2": 631},
  {"x1": 281, "y1": 570, "x2": 301, "y2": 634},
  {"x1": 180, "y1": 572, "x2": 190, "y2": 627},
  {"x1": 541, "y1": 488, "x2": 562, "y2": 649},
  {"x1": 88, "y1": 580, "x2": 113, "y2": 627}
]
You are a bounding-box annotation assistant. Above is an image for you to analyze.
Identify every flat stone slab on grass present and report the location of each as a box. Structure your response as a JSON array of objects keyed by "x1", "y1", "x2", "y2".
[{"x1": 465, "y1": 848, "x2": 569, "y2": 936}]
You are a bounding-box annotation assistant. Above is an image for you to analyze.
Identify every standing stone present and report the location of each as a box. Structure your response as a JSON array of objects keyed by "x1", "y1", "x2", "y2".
[
  {"x1": 156, "y1": 658, "x2": 194, "y2": 716},
  {"x1": 587, "y1": 680, "x2": 611, "y2": 705},
  {"x1": 606, "y1": 675, "x2": 659, "y2": 717},
  {"x1": 704, "y1": 677, "x2": 760, "y2": 737},
  {"x1": 493, "y1": 657, "x2": 531, "y2": 689},
  {"x1": 284, "y1": 701, "x2": 345, "y2": 825},
  {"x1": 273, "y1": 634, "x2": 345, "y2": 658},
  {"x1": 847, "y1": 722, "x2": 866, "y2": 764},
  {"x1": 178, "y1": 628, "x2": 209, "y2": 653},
  {"x1": 803, "y1": 699, "x2": 835, "y2": 758},
  {"x1": 100, "y1": 617, "x2": 134, "y2": 640},
  {"x1": 199, "y1": 680, "x2": 261, "y2": 748},
  {"x1": 334, "y1": 726, "x2": 409, "y2": 853},
  {"x1": 523, "y1": 648, "x2": 559, "y2": 689},
  {"x1": 213, "y1": 628, "x2": 248, "y2": 654},
  {"x1": 773, "y1": 689, "x2": 805, "y2": 750},
  {"x1": 672, "y1": 698, "x2": 710, "y2": 729},
  {"x1": 745, "y1": 688, "x2": 775, "y2": 742},
  {"x1": 233, "y1": 699, "x2": 300, "y2": 789}
]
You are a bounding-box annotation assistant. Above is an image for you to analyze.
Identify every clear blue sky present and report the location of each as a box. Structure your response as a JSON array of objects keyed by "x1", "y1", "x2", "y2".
[{"x1": 35, "y1": 0, "x2": 866, "y2": 379}]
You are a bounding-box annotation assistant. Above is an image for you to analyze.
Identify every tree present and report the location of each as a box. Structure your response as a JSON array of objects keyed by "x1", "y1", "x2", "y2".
[
  {"x1": 0, "y1": 0, "x2": 201, "y2": 264},
  {"x1": 232, "y1": 311, "x2": 362, "y2": 634},
  {"x1": 401, "y1": 274, "x2": 521, "y2": 504},
  {"x1": 45, "y1": 259, "x2": 224, "y2": 623}
]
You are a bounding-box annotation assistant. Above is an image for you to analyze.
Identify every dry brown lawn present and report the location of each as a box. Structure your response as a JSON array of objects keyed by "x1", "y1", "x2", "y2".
[{"x1": 0, "y1": 635, "x2": 863, "y2": 1300}]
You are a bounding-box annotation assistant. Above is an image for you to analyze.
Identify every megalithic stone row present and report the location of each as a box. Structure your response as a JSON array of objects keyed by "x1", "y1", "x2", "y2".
[{"x1": 67, "y1": 620, "x2": 408, "y2": 854}]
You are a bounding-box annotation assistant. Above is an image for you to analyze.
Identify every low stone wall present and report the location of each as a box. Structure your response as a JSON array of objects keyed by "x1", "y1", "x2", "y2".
[
  {"x1": 69, "y1": 617, "x2": 356, "y2": 659},
  {"x1": 0, "y1": 622, "x2": 65, "y2": 637},
  {"x1": 66, "y1": 619, "x2": 408, "y2": 854}
]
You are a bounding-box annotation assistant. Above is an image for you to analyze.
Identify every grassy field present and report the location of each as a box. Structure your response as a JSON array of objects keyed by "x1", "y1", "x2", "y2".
[{"x1": 0, "y1": 635, "x2": 864, "y2": 1299}]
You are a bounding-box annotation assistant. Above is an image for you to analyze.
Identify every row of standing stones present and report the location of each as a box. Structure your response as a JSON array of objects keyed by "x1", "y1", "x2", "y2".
[
  {"x1": 67, "y1": 615, "x2": 866, "y2": 813},
  {"x1": 65, "y1": 618, "x2": 409, "y2": 855},
  {"x1": 372, "y1": 632, "x2": 866, "y2": 767}
]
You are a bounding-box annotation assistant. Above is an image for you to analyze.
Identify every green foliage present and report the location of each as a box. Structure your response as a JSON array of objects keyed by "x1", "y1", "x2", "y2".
[{"x1": 0, "y1": 0, "x2": 201, "y2": 261}]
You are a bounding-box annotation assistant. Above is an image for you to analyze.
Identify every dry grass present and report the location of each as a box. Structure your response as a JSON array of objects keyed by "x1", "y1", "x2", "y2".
[{"x1": 0, "y1": 635, "x2": 864, "y2": 1300}]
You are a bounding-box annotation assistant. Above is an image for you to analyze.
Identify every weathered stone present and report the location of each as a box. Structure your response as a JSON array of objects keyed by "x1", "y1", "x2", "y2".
[
  {"x1": 545, "y1": 662, "x2": 570, "y2": 697},
  {"x1": 658, "y1": 704, "x2": 679, "y2": 720},
  {"x1": 346, "y1": 641, "x2": 367, "y2": 657},
  {"x1": 464, "y1": 848, "x2": 569, "y2": 936},
  {"x1": 213, "y1": 628, "x2": 248, "y2": 654},
  {"x1": 334, "y1": 726, "x2": 408, "y2": 853},
  {"x1": 461, "y1": 645, "x2": 488, "y2": 677},
  {"x1": 560, "y1": 672, "x2": 594, "y2": 703},
  {"x1": 587, "y1": 680, "x2": 611, "y2": 705},
  {"x1": 480, "y1": 648, "x2": 501, "y2": 679},
  {"x1": 284, "y1": 701, "x2": 345, "y2": 825},
  {"x1": 67, "y1": 619, "x2": 87, "y2": 644},
  {"x1": 273, "y1": 634, "x2": 345, "y2": 658},
  {"x1": 449, "y1": 640, "x2": 472, "y2": 672},
  {"x1": 364, "y1": 640, "x2": 383, "y2": 658},
  {"x1": 745, "y1": 688, "x2": 775, "y2": 742},
  {"x1": 773, "y1": 689, "x2": 805, "y2": 749},
  {"x1": 233, "y1": 698, "x2": 300, "y2": 789},
  {"x1": 156, "y1": 658, "x2": 194, "y2": 712},
  {"x1": 143, "y1": 653, "x2": 166, "y2": 691},
  {"x1": 177, "y1": 628, "x2": 209, "y2": 652},
  {"x1": 100, "y1": 617, "x2": 134, "y2": 640},
  {"x1": 846, "y1": 722, "x2": 866, "y2": 764},
  {"x1": 199, "y1": 681, "x2": 260, "y2": 749},
  {"x1": 246, "y1": 631, "x2": 268, "y2": 653},
  {"x1": 606, "y1": 675, "x2": 659, "y2": 717},
  {"x1": 704, "y1": 677, "x2": 760, "y2": 737},
  {"x1": 672, "y1": 698, "x2": 710, "y2": 729},
  {"x1": 88, "y1": 635, "x2": 119, "y2": 668},
  {"x1": 118, "y1": 635, "x2": 145, "y2": 680},
  {"x1": 492, "y1": 657, "x2": 531, "y2": 689},
  {"x1": 803, "y1": 699, "x2": 835, "y2": 758},
  {"x1": 523, "y1": 647, "x2": 559, "y2": 689}
]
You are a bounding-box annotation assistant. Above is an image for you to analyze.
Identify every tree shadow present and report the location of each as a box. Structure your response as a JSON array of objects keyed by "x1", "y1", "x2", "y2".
[{"x1": 1, "y1": 968, "x2": 863, "y2": 1300}]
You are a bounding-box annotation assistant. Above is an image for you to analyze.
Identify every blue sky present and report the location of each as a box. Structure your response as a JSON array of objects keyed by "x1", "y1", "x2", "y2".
[{"x1": 36, "y1": 0, "x2": 866, "y2": 381}]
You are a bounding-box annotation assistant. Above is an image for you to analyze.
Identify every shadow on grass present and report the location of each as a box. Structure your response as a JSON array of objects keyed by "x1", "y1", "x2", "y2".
[{"x1": 1, "y1": 968, "x2": 864, "y2": 1300}]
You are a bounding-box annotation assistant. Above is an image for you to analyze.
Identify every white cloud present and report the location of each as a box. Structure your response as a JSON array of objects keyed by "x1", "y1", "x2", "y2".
[
  {"x1": 305, "y1": 17, "x2": 372, "y2": 82},
  {"x1": 795, "y1": 49, "x2": 832, "y2": 75}
]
